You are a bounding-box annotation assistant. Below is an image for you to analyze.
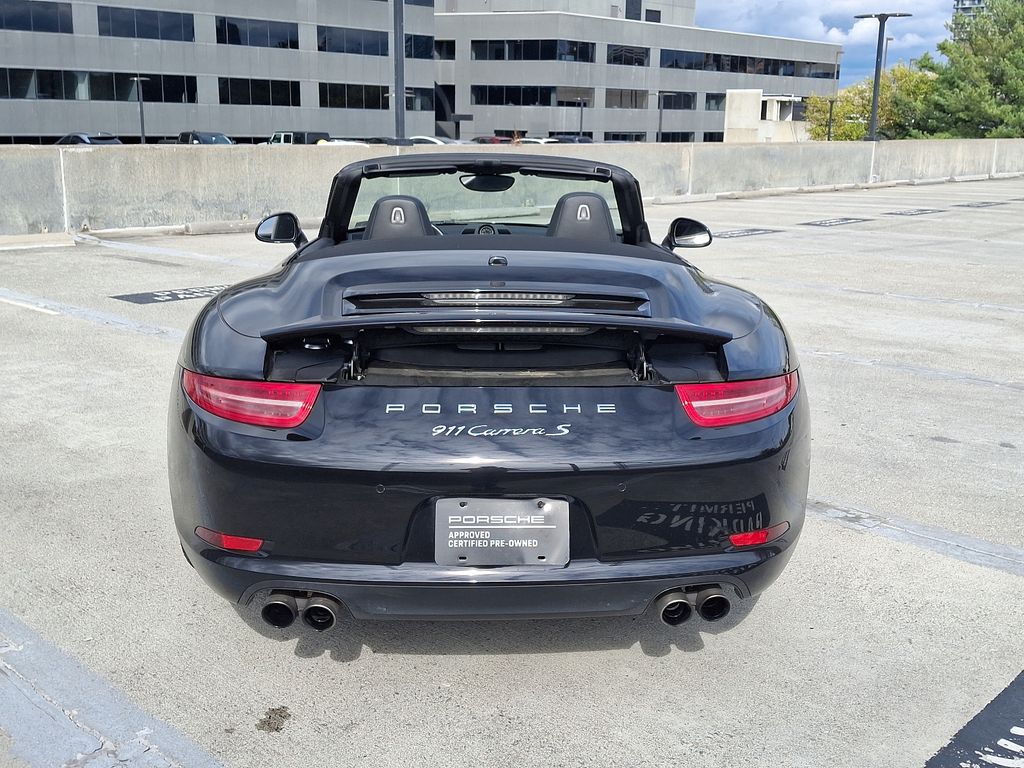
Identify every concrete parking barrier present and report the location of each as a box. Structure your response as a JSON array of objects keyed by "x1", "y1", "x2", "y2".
[{"x1": 2, "y1": 139, "x2": 1023, "y2": 236}]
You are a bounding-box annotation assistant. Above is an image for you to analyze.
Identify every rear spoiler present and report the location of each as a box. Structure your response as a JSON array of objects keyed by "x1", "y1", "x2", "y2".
[{"x1": 261, "y1": 311, "x2": 733, "y2": 346}]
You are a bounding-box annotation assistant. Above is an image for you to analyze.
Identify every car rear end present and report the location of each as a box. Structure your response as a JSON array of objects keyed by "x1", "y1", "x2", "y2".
[{"x1": 169, "y1": 279, "x2": 809, "y2": 629}]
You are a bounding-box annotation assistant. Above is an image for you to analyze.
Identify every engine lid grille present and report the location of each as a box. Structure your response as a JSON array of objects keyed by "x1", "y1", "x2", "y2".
[{"x1": 346, "y1": 290, "x2": 649, "y2": 314}]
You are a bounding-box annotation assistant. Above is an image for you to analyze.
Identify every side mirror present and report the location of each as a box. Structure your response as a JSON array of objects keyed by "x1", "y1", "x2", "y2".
[
  {"x1": 663, "y1": 217, "x2": 713, "y2": 249},
  {"x1": 255, "y1": 213, "x2": 307, "y2": 247}
]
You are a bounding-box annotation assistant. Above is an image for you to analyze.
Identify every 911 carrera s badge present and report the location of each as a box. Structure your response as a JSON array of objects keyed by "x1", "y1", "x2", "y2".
[{"x1": 432, "y1": 424, "x2": 572, "y2": 437}]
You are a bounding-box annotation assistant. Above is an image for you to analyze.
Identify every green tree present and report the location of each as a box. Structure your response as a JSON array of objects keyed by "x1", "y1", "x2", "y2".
[
  {"x1": 806, "y1": 66, "x2": 936, "y2": 141},
  {"x1": 917, "y1": 0, "x2": 1024, "y2": 137}
]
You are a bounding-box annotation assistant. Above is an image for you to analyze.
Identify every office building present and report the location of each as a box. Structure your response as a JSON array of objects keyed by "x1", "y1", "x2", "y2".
[{"x1": 1, "y1": 0, "x2": 842, "y2": 143}]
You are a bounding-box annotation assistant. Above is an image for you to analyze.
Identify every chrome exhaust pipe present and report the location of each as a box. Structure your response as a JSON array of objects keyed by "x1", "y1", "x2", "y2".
[
  {"x1": 261, "y1": 592, "x2": 298, "y2": 629},
  {"x1": 695, "y1": 588, "x2": 731, "y2": 622},
  {"x1": 653, "y1": 591, "x2": 693, "y2": 626},
  {"x1": 301, "y1": 595, "x2": 342, "y2": 632}
]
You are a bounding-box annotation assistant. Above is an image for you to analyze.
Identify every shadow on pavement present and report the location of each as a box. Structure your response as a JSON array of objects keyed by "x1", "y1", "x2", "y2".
[{"x1": 231, "y1": 594, "x2": 760, "y2": 661}]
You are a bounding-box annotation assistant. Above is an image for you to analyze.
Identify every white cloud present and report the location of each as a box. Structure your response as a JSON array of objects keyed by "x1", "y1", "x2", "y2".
[{"x1": 694, "y1": 0, "x2": 951, "y2": 85}]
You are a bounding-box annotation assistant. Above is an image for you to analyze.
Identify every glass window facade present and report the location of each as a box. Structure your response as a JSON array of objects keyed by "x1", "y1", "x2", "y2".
[
  {"x1": 660, "y1": 48, "x2": 837, "y2": 80},
  {"x1": 216, "y1": 17, "x2": 298, "y2": 49},
  {"x1": 97, "y1": 6, "x2": 194, "y2": 41},
  {"x1": 645, "y1": 9, "x2": 661, "y2": 22},
  {"x1": 218, "y1": 78, "x2": 300, "y2": 106},
  {"x1": 434, "y1": 39, "x2": 455, "y2": 60},
  {"x1": 607, "y1": 44, "x2": 649, "y2": 67},
  {"x1": 658, "y1": 132, "x2": 694, "y2": 142},
  {"x1": 659, "y1": 91, "x2": 696, "y2": 110},
  {"x1": 405, "y1": 34, "x2": 433, "y2": 59},
  {"x1": 705, "y1": 92, "x2": 726, "y2": 111},
  {"x1": 470, "y1": 40, "x2": 595, "y2": 63},
  {"x1": 318, "y1": 82, "x2": 390, "y2": 110},
  {"x1": 317, "y1": 25, "x2": 388, "y2": 56},
  {"x1": 625, "y1": 0, "x2": 642, "y2": 20},
  {"x1": 405, "y1": 87, "x2": 434, "y2": 111},
  {"x1": 605, "y1": 131, "x2": 646, "y2": 142},
  {"x1": 470, "y1": 85, "x2": 557, "y2": 107},
  {"x1": 0, "y1": 68, "x2": 196, "y2": 102},
  {"x1": 703, "y1": 132, "x2": 725, "y2": 142},
  {"x1": 0, "y1": 1, "x2": 72, "y2": 32},
  {"x1": 605, "y1": 89, "x2": 647, "y2": 109}
]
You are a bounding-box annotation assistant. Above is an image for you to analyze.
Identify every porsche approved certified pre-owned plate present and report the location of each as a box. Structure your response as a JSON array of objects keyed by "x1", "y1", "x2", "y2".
[{"x1": 435, "y1": 498, "x2": 570, "y2": 566}]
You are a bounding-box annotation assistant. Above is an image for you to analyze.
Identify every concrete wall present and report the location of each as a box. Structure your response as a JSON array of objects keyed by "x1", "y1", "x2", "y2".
[{"x1": 3, "y1": 139, "x2": 1024, "y2": 235}]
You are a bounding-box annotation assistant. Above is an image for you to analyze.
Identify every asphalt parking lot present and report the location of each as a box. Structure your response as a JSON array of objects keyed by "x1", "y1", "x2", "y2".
[{"x1": 1, "y1": 177, "x2": 1022, "y2": 768}]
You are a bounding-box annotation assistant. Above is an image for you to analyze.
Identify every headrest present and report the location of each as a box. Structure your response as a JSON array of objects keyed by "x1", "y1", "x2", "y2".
[
  {"x1": 545, "y1": 192, "x2": 617, "y2": 242},
  {"x1": 364, "y1": 195, "x2": 435, "y2": 239}
]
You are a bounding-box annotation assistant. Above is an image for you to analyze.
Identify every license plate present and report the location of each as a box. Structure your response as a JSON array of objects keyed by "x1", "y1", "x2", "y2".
[{"x1": 434, "y1": 497, "x2": 570, "y2": 567}]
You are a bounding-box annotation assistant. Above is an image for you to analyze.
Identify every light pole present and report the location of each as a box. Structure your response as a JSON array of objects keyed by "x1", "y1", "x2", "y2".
[
  {"x1": 577, "y1": 97, "x2": 584, "y2": 137},
  {"x1": 883, "y1": 35, "x2": 895, "y2": 70},
  {"x1": 128, "y1": 75, "x2": 149, "y2": 144},
  {"x1": 657, "y1": 92, "x2": 664, "y2": 142},
  {"x1": 854, "y1": 12, "x2": 912, "y2": 142},
  {"x1": 392, "y1": 0, "x2": 406, "y2": 140}
]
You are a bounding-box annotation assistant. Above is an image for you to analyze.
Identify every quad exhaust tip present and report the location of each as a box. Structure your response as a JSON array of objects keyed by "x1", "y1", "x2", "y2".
[
  {"x1": 654, "y1": 587, "x2": 733, "y2": 625},
  {"x1": 301, "y1": 595, "x2": 342, "y2": 632},
  {"x1": 653, "y1": 591, "x2": 693, "y2": 626},
  {"x1": 261, "y1": 593, "x2": 298, "y2": 629},
  {"x1": 695, "y1": 588, "x2": 732, "y2": 622}
]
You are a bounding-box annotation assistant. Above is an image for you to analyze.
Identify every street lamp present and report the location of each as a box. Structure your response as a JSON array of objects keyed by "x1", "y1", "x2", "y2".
[
  {"x1": 577, "y1": 97, "x2": 584, "y2": 136},
  {"x1": 129, "y1": 75, "x2": 150, "y2": 144},
  {"x1": 883, "y1": 35, "x2": 895, "y2": 70},
  {"x1": 656, "y1": 92, "x2": 664, "y2": 142},
  {"x1": 392, "y1": 0, "x2": 406, "y2": 140},
  {"x1": 854, "y1": 12, "x2": 912, "y2": 142}
]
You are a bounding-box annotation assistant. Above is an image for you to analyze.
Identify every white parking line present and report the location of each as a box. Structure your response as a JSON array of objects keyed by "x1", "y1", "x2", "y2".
[
  {"x1": 0, "y1": 296, "x2": 59, "y2": 315},
  {"x1": 75, "y1": 233, "x2": 267, "y2": 268},
  {"x1": 0, "y1": 287, "x2": 185, "y2": 341}
]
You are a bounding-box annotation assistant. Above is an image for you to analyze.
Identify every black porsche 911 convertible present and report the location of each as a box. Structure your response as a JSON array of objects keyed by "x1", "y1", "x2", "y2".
[{"x1": 168, "y1": 153, "x2": 809, "y2": 632}]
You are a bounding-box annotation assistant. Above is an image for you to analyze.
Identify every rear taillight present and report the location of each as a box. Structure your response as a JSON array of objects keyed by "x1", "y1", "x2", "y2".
[
  {"x1": 675, "y1": 371, "x2": 799, "y2": 428},
  {"x1": 729, "y1": 522, "x2": 790, "y2": 548},
  {"x1": 195, "y1": 526, "x2": 264, "y2": 553},
  {"x1": 182, "y1": 370, "x2": 320, "y2": 428}
]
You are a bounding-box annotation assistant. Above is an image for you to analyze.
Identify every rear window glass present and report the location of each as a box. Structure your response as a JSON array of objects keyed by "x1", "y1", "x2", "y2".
[{"x1": 350, "y1": 172, "x2": 621, "y2": 232}]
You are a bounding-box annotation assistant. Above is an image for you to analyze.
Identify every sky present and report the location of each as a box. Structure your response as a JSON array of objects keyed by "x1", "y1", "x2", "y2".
[{"x1": 694, "y1": 1, "x2": 954, "y2": 87}]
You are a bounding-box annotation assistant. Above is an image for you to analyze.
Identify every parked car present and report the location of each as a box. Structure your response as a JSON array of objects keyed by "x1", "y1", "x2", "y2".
[
  {"x1": 519, "y1": 137, "x2": 559, "y2": 145},
  {"x1": 320, "y1": 138, "x2": 371, "y2": 146},
  {"x1": 169, "y1": 152, "x2": 809, "y2": 632},
  {"x1": 55, "y1": 132, "x2": 121, "y2": 145},
  {"x1": 410, "y1": 136, "x2": 458, "y2": 145},
  {"x1": 550, "y1": 135, "x2": 594, "y2": 144},
  {"x1": 472, "y1": 135, "x2": 513, "y2": 144},
  {"x1": 177, "y1": 131, "x2": 234, "y2": 145},
  {"x1": 267, "y1": 131, "x2": 330, "y2": 146}
]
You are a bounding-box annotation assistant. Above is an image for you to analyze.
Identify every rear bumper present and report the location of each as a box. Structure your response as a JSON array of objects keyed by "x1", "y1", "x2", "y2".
[
  {"x1": 183, "y1": 535, "x2": 800, "y2": 620},
  {"x1": 170, "y1": 377, "x2": 810, "y2": 620}
]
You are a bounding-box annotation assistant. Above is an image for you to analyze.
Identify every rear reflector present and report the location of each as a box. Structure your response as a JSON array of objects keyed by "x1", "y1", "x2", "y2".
[
  {"x1": 729, "y1": 522, "x2": 790, "y2": 548},
  {"x1": 182, "y1": 370, "x2": 320, "y2": 428},
  {"x1": 675, "y1": 371, "x2": 799, "y2": 428},
  {"x1": 195, "y1": 526, "x2": 264, "y2": 553}
]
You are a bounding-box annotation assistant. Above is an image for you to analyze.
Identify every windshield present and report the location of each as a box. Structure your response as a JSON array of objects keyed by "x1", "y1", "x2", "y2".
[
  {"x1": 350, "y1": 172, "x2": 622, "y2": 233},
  {"x1": 197, "y1": 133, "x2": 233, "y2": 144}
]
